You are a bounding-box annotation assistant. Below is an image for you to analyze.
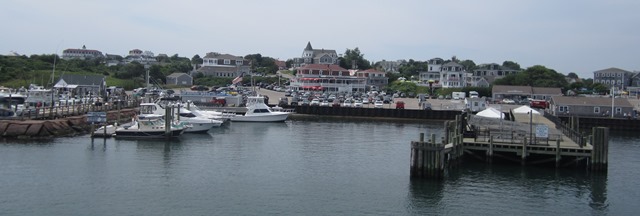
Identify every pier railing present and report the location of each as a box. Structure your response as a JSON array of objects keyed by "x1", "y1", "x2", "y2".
[
  {"x1": 543, "y1": 111, "x2": 587, "y2": 147},
  {"x1": 2, "y1": 99, "x2": 141, "y2": 121}
]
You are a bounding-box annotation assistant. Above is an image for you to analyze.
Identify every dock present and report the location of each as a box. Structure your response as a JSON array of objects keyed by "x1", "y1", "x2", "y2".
[{"x1": 410, "y1": 113, "x2": 609, "y2": 179}]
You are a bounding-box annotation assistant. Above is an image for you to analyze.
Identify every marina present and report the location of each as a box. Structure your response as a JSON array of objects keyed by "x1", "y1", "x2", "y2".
[{"x1": 0, "y1": 118, "x2": 637, "y2": 215}]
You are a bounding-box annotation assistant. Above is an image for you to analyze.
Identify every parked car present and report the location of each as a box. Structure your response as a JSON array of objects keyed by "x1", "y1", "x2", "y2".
[
  {"x1": 353, "y1": 100, "x2": 363, "y2": 108},
  {"x1": 290, "y1": 97, "x2": 299, "y2": 106},
  {"x1": 374, "y1": 100, "x2": 384, "y2": 108},
  {"x1": 320, "y1": 100, "x2": 330, "y2": 107},
  {"x1": 362, "y1": 98, "x2": 370, "y2": 104},
  {"x1": 501, "y1": 98, "x2": 516, "y2": 104},
  {"x1": 395, "y1": 101, "x2": 405, "y2": 109},
  {"x1": 310, "y1": 98, "x2": 320, "y2": 106}
]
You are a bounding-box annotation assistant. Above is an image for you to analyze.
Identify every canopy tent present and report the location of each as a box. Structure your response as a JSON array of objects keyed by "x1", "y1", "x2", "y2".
[
  {"x1": 475, "y1": 107, "x2": 504, "y2": 119},
  {"x1": 513, "y1": 105, "x2": 540, "y2": 115}
]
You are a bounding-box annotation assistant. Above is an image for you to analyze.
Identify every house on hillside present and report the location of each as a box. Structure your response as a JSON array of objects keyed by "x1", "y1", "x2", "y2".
[
  {"x1": 196, "y1": 52, "x2": 250, "y2": 78},
  {"x1": 593, "y1": 67, "x2": 634, "y2": 89},
  {"x1": 292, "y1": 42, "x2": 339, "y2": 68},
  {"x1": 549, "y1": 96, "x2": 635, "y2": 118},
  {"x1": 54, "y1": 74, "x2": 106, "y2": 97},
  {"x1": 166, "y1": 73, "x2": 193, "y2": 86},
  {"x1": 62, "y1": 45, "x2": 104, "y2": 60}
]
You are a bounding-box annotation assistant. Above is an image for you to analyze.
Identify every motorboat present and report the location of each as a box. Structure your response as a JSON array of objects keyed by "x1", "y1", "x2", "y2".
[
  {"x1": 183, "y1": 101, "x2": 236, "y2": 121},
  {"x1": 114, "y1": 114, "x2": 186, "y2": 138},
  {"x1": 140, "y1": 100, "x2": 223, "y2": 133},
  {"x1": 231, "y1": 95, "x2": 290, "y2": 122}
]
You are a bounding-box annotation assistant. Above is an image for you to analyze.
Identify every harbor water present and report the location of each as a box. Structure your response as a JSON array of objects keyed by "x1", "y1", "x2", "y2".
[{"x1": 1, "y1": 117, "x2": 639, "y2": 215}]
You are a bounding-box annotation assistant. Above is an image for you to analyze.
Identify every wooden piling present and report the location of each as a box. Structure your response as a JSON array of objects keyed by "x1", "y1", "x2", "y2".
[
  {"x1": 590, "y1": 127, "x2": 609, "y2": 171},
  {"x1": 410, "y1": 133, "x2": 446, "y2": 179},
  {"x1": 555, "y1": 139, "x2": 561, "y2": 167}
]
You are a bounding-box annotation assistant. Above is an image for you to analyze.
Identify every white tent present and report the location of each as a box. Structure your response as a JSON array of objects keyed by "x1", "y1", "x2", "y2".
[
  {"x1": 475, "y1": 107, "x2": 504, "y2": 119},
  {"x1": 513, "y1": 105, "x2": 540, "y2": 115}
]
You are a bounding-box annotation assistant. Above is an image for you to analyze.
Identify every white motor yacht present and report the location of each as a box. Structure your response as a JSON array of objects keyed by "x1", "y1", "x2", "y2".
[{"x1": 231, "y1": 96, "x2": 290, "y2": 122}]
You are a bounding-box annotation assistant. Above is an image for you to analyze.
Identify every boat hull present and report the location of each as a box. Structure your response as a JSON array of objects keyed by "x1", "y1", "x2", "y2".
[
  {"x1": 230, "y1": 112, "x2": 289, "y2": 122},
  {"x1": 115, "y1": 128, "x2": 184, "y2": 138}
]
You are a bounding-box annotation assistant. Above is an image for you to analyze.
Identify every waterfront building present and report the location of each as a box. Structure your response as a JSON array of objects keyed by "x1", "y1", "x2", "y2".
[
  {"x1": 469, "y1": 63, "x2": 520, "y2": 87},
  {"x1": 550, "y1": 95, "x2": 634, "y2": 118},
  {"x1": 289, "y1": 64, "x2": 366, "y2": 93},
  {"x1": 196, "y1": 52, "x2": 250, "y2": 78},
  {"x1": 54, "y1": 74, "x2": 106, "y2": 97},
  {"x1": 492, "y1": 85, "x2": 563, "y2": 102}
]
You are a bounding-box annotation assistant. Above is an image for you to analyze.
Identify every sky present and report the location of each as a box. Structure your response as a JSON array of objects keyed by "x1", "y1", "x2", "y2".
[{"x1": 2, "y1": 0, "x2": 639, "y2": 78}]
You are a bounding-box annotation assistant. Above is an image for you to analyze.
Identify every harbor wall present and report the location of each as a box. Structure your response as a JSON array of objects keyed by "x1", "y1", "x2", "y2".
[
  {"x1": 0, "y1": 109, "x2": 138, "y2": 139},
  {"x1": 292, "y1": 106, "x2": 460, "y2": 120}
]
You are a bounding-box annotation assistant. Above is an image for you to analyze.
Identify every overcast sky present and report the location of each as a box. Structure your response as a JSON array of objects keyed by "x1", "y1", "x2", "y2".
[{"x1": 2, "y1": 0, "x2": 639, "y2": 78}]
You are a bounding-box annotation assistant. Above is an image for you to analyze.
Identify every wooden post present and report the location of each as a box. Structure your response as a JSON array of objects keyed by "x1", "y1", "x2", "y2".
[
  {"x1": 591, "y1": 127, "x2": 609, "y2": 171},
  {"x1": 165, "y1": 106, "x2": 171, "y2": 137},
  {"x1": 555, "y1": 139, "x2": 561, "y2": 167},
  {"x1": 488, "y1": 136, "x2": 494, "y2": 163},
  {"x1": 90, "y1": 123, "x2": 95, "y2": 138},
  {"x1": 522, "y1": 137, "x2": 527, "y2": 165}
]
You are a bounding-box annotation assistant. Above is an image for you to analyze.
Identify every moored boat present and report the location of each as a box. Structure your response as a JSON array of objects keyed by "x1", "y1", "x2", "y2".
[
  {"x1": 114, "y1": 114, "x2": 186, "y2": 138},
  {"x1": 231, "y1": 95, "x2": 290, "y2": 122}
]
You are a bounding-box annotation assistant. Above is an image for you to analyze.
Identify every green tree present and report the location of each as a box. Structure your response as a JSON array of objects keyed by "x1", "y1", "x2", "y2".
[
  {"x1": 388, "y1": 80, "x2": 418, "y2": 94},
  {"x1": 459, "y1": 59, "x2": 477, "y2": 71},
  {"x1": 338, "y1": 47, "x2": 371, "y2": 70},
  {"x1": 567, "y1": 72, "x2": 579, "y2": 79},
  {"x1": 191, "y1": 54, "x2": 203, "y2": 65},
  {"x1": 502, "y1": 61, "x2": 521, "y2": 70},
  {"x1": 493, "y1": 65, "x2": 568, "y2": 88}
]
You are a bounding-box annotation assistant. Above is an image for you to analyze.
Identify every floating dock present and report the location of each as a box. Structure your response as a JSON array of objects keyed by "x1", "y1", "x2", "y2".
[{"x1": 410, "y1": 113, "x2": 609, "y2": 179}]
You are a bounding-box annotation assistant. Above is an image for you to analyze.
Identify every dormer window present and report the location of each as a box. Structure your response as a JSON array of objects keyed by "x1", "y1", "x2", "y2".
[
  {"x1": 224, "y1": 59, "x2": 230, "y2": 65},
  {"x1": 237, "y1": 60, "x2": 243, "y2": 65}
]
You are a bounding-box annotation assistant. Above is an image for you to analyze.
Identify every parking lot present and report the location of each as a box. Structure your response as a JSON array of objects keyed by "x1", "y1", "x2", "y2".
[{"x1": 256, "y1": 88, "x2": 473, "y2": 111}]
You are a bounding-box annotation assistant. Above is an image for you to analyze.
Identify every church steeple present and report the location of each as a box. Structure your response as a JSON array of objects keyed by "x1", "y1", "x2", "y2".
[{"x1": 304, "y1": 41, "x2": 313, "y2": 51}]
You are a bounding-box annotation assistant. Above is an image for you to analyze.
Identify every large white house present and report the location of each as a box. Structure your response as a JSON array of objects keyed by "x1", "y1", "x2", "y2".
[
  {"x1": 289, "y1": 64, "x2": 366, "y2": 93},
  {"x1": 418, "y1": 58, "x2": 469, "y2": 88}
]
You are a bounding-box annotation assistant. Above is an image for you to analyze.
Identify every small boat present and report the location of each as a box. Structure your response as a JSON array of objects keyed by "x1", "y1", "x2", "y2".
[
  {"x1": 114, "y1": 114, "x2": 186, "y2": 138},
  {"x1": 231, "y1": 95, "x2": 290, "y2": 122},
  {"x1": 184, "y1": 101, "x2": 236, "y2": 121}
]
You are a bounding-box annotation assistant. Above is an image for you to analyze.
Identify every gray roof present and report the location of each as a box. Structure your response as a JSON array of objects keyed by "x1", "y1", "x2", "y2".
[
  {"x1": 532, "y1": 87, "x2": 562, "y2": 95},
  {"x1": 203, "y1": 52, "x2": 244, "y2": 61},
  {"x1": 442, "y1": 61, "x2": 463, "y2": 67},
  {"x1": 304, "y1": 41, "x2": 313, "y2": 51},
  {"x1": 551, "y1": 96, "x2": 633, "y2": 107},
  {"x1": 593, "y1": 67, "x2": 631, "y2": 74},
  {"x1": 60, "y1": 74, "x2": 105, "y2": 86},
  {"x1": 197, "y1": 66, "x2": 239, "y2": 73},
  {"x1": 492, "y1": 85, "x2": 533, "y2": 94},
  {"x1": 167, "y1": 72, "x2": 191, "y2": 78}
]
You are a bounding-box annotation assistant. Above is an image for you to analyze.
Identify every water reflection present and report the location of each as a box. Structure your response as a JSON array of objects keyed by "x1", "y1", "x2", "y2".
[{"x1": 408, "y1": 162, "x2": 609, "y2": 215}]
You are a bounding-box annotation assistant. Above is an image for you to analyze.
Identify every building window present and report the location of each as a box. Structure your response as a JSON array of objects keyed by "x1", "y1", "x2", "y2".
[
  {"x1": 237, "y1": 60, "x2": 243, "y2": 65},
  {"x1": 224, "y1": 59, "x2": 230, "y2": 64},
  {"x1": 594, "y1": 107, "x2": 600, "y2": 113},
  {"x1": 616, "y1": 107, "x2": 622, "y2": 114},
  {"x1": 559, "y1": 106, "x2": 569, "y2": 112}
]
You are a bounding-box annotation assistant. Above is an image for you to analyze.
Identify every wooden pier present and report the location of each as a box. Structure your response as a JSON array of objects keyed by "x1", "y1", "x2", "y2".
[{"x1": 410, "y1": 113, "x2": 609, "y2": 179}]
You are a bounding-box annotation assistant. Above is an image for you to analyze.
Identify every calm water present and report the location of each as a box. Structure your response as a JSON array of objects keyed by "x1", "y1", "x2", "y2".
[{"x1": 1, "y1": 118, "x2": 639, "y2": 216}]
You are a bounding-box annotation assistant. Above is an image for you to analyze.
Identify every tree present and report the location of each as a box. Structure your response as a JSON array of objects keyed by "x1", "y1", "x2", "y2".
[
  {"x1": 567, "y1": 72, "x2": 579, "y2": 79},
  {"x1": 191, "y1": 54, "x2": 203, "y2": 65},
  {"x1": 459, "y1": 59, "x2": 477, "y2": 71},
  {"x1": 502, "y1": 61, "x2": 521, "y2": 70},
  {"x1": 493, "y1": 65, "x2": 568, "y2": 88},
  {"x1": 338, "y1": 47, "x2": 371, "y2": 70}
]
